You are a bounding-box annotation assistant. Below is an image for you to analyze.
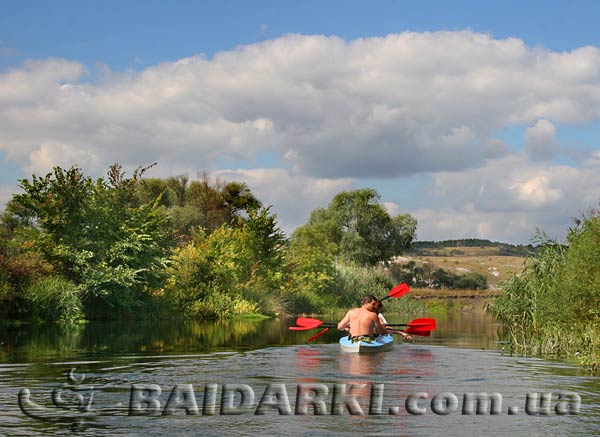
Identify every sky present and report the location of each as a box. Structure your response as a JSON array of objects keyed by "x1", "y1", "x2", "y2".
[{"x1": 1, "y1": 1, "x2": 600, "y2": 244}]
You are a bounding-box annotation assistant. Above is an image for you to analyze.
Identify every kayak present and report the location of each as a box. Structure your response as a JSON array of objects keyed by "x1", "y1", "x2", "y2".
[{"x1": 339, "y1": 334, "x2": 394, "y2": 353}]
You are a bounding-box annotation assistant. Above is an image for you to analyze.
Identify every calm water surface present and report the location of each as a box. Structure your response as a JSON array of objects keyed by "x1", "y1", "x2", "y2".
[{"x1": 1, "y1": 310, "x2": 598, "y2": 436}]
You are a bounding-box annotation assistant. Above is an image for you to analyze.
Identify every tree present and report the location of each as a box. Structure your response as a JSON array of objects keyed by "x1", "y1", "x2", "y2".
[
  {"x1": 9, "y1": 163, "x2": 170, "y2": 317},
  {"x1": 165, "y1": 207, "x2": 286, "y2": 318},
  {"x1": 223, "y1": 181, "x2": 262, "y2": 219},
  {"x1": 135, "y1": 173, "x2": 262, "y2": 243},
  {"x1": 183, "y1": 173, "x2": 262, "y2": 234},
  {"x1": 293, "y1": 188, "x2": 417, "y2": 265}
]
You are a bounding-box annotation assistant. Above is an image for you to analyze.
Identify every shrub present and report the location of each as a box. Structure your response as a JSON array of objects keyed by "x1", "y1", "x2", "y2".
[
  {"x1": 555, "y1": 215, "x2": 600, "y2": 321},
  {"x1": 165, "y1": 208, "x2": 286, "y2": 319},
  {"x1": 488, "y1": 217, "x2": 600, "y2": 371},
  {"x1": 333, "y1": 262, "x2": 395, "y2": 307},
  {"x1": 24, "y1": 276, "x2": 84, "y2": 323},
  {"x1": 454, "y1": 272, "x2": 488, "y2": 290}
]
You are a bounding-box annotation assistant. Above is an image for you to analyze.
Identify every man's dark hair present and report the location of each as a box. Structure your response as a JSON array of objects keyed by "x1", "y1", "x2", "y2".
[{"x1": 363, "y1": 295, "x2": 377, "y2": 304}]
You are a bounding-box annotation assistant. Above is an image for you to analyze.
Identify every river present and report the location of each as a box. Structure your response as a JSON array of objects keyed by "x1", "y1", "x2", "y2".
[{"x1": 1, "y1": 310, "x2": 599, "y2": 436}]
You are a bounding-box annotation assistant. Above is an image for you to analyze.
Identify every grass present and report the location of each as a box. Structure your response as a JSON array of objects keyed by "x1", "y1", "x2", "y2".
[{"x1": 501, "y1": 321, "x2": 600, "y2": 373}]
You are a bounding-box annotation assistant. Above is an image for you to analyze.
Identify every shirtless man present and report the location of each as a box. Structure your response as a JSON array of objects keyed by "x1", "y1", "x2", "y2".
[{"x1": 337, "y1": 295, "x2": 388, "y2": 340}]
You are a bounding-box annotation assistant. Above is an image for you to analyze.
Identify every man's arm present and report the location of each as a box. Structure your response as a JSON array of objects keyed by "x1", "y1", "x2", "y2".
[
  {"x1": 374, "y1": 314, "x2": 388, "y2": 336},
  {"x1": 337, "y1": 311, "x2": 352, "y2": 331},
  {"x1": 387, "y1": 328, "x2": 413, "y2": 341},
  {"x1": 372, "y1": 313, "x2": 388, "y2": 335}
]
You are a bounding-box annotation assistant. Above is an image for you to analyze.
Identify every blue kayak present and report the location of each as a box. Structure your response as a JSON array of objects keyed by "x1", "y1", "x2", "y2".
[{"x1": 339, "y1": 334, "x2": 394, "y2": 353}]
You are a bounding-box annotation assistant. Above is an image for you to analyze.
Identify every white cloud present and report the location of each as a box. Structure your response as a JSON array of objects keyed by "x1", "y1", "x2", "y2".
[
  {"x1": 1, "y1": 31, "x2": 600, "y2": 243},
  {"x1": 414, "y1": 154, "x2": 600, "y2": 242},
  {"x1": 524, "y1": 119, "x2": 560, "y2": 161},
  {"x1": 382, "y1": 201, "x2": 401, "y2": 216},
  {"x1": 413, "y1": 207, "x2": 538, "y2": 244},
  {"x1": 25, "y1": 142, "x2": 102, "y2": 175},
  {"x1": 1, "y1": 32, "x2": 600, "y2": 181},
  {"x1": 509, "y1": 176, "x2": 563, "y2": 207}
]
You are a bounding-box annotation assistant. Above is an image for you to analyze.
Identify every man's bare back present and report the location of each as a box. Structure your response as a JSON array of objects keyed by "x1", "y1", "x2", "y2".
[{"x1": 337, "y1": 298, "x2": 387, "y2": 337}]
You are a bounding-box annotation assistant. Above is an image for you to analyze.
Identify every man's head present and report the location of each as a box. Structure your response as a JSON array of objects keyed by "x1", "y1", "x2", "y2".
[
  {"x1": 373, "y1": 299, "x2": 383, "y2": 313},
  {"x1": 363, "y1": 295, "x2": 377, "y2": 305},
  {"x1": 362, "y1": 295, "x2": 379, "y2": 312}
]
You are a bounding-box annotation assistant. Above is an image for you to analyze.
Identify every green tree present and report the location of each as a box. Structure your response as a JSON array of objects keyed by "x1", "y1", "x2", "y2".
[
  {"x1": 284, "y1": 222, "x2": 337, "y2": 312},
  {"x1": 293, "y1": 188, "x2": 417, "y2": 265},
  {"x1": 223, "y1": 181, "x2": 262, "y2": 219},
  {"x1": 453, "y1": 272, "x2": 488, "y2": 290},
  {"x1": 9, "y1": 163, "x2": 170, "y2": 318},
  {"x1": 165, "y1": 207, "x2": 286, "y2": 319},
  {"x1": 167, "y1": 173, "x2": 262, "y2": 238}
]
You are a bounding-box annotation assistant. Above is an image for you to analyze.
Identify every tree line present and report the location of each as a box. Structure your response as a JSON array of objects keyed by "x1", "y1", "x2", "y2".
[
  {"x1": 411, "y1": 239, "x2": 535, "y2": 257},
  {"x1": 0, "y1": 163, "x2": 426, "y2": 323}
]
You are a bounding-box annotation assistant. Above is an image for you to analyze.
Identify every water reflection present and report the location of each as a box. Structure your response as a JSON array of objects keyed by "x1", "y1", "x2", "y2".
[
  {"x1": 340, "y1": 353, "x2": 379, "y2": 376},
  {"x1": 0, "y1": 318, "x2": 296, "y2": 362},
  {"x1": 0, "y1": 310, "x2": 507, "y2": 363}
]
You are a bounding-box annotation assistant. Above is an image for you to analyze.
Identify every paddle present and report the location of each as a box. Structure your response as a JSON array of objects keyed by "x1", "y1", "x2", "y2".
[
  {"x1": 293, "y1": 282, "x2": 414, "y2": 331},
  {"x1": 386, "y1": 318, "x2": 436, "y2": 329},
  {"x1": 295, "y1": 317, "x2": 335, "y2": 329},
  {"x1": 305, "y1": 325, "x2": 433, "y2": 342},
  {"x1": 402, "y1": 327, "x2": 431, "y2": 337},
  {"x1": 380, "y1": 282, "x2": 411, "y2": 301},
  {"x1": 292, "y1": 316, "x2": 435, "y2": 331},
  {"x1": 307, "y1": 328, "x2": 330, "y2": 342},
  {"x1": 290, "y1": 282, "x2": 414, "y2": 342}
]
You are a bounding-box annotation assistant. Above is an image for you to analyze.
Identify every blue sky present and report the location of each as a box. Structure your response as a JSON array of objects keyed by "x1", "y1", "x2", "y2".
[
  {"x1": 2, "y1": 1, "x2": 600, "y2": 243},
  {"x1": 3, "y1": 0, "x2": 599, "y2": 67}
]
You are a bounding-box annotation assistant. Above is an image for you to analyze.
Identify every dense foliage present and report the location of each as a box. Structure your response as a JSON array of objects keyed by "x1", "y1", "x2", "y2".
[
  {"x1": 164, "y1": 208, "x2": 287, "y2": 319},
  {"x1": 1, "y1": 164, "x2": 171, "y2": 320},
  {"x1": 281, "y1": 188, "x2": 419, "y2": 312},
  {"x1": 0, "y1": 165, "x2": 421, "y2": 322},
  {"x1": 292, "y1": 188, "x2": 417, "y2": 265},
  {"x1": 490, "y1": 214, "x2": 600, "y2": 371}
]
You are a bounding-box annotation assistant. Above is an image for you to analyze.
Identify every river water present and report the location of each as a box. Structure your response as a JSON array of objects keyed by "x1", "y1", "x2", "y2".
[{"x1": 1, "y1": 310, "x2": 599, "y2": 436}]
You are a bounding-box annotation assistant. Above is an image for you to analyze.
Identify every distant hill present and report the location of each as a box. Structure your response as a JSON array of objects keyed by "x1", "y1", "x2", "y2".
[
  {"x1": 396, "y1": 239, "x2": 529, "y2": 289},
  {"x1": 409, "y1": 239, "x2": 536, "y2": 257}
]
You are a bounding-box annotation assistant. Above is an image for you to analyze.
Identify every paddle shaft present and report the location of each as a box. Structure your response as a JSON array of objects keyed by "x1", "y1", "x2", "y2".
[
  {"x1": 306, "y1": 322, "x2": 416, "y2": 328},
  {"x1": 294, "y1": 316, "x2": 435, "y2": 329}
]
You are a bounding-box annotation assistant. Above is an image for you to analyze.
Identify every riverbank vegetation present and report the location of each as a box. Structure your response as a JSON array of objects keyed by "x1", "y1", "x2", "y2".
[
  {"x1": 0, "y1": 164, "x2": 425, "y2": 323},
  {"x1": 489, "y1": 212, "x2": 600, "y2": 372}
]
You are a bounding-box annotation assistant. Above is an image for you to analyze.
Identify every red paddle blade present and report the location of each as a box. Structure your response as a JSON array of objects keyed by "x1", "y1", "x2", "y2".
[
  {"x1": 307, "y1": 328, "x2": 330, "y2": 342},
  {"x1": 404, "y1": 327, "x2": 431, "y2": 337},
  {"x1": 407, "y1": 318, "x2": 436, "y2": 329},
  {"x1": 383, "y1": 283, "x2": 411, "y2": 300},
  {"x1": 408, "y1": 324, "x2": 436, "y2": 332},
  {"x1": 295, "y1": 317, "x2": 324, "y2": 328}
]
